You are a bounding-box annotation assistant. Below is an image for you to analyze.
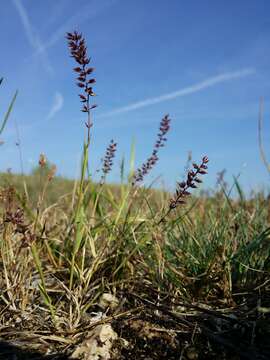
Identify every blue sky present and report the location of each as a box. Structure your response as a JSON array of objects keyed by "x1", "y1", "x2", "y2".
[{"x1": 1, "y1": 0, "x2": 270, "y2": 193}]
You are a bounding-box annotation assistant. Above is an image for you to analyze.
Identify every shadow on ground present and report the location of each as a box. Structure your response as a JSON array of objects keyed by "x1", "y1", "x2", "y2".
[{"x1": 0, "y1": 340, "x2": 73, "y2": 360}]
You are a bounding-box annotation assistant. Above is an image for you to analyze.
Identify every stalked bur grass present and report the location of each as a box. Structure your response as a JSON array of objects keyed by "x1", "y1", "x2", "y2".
[
  {"x1": 101, "y1": 140, "x2": 117, "y2": 184},
  {"x1": 158, "y1": 156, "x2": 209, "y2": 225},
  {"x1": 64, "y1": 32, "x2": 208, "y2": 285},
  {"x1": 109, "y1": 115, "x2": 172, "y2": 241},
  {"x1": 113, "y1": 115, "x2": 171, "y2": 234},
  {"x1": 113, "y1": 114, "x2": 172, "y2": 245},
  {"x1": 0, "y1": 29, "x2": 216, "y2": 344},
  {"x1": 66, "y1": 31, "x2": 99, "y2": 289},
  {"x1": 89, "y1": 140, "x2": 118, "y2": 228},
  {"x1": 132, "y1": 114, "x2": 171, "y2": 185}
]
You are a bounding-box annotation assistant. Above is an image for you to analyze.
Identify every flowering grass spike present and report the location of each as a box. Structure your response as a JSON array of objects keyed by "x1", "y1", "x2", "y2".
[
  {"x1": 66, "y1": 31, "x2": 97, "y2": 135},
  {"x1": 132, "y1": 114, "x2": 171, "y2": 185}
]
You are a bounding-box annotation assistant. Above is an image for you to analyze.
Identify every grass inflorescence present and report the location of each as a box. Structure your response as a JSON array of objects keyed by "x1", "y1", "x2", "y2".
[{"x1": 0, "y1": 31, "x2": 269, "y2": 359}]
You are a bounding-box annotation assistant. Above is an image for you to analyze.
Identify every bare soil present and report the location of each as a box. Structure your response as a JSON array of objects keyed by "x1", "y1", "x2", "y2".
[{"x1": 0, "y1": 286, "x2": 269, "y2": 360}]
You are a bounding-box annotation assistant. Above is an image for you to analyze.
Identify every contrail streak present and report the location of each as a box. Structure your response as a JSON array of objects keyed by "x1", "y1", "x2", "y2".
[
  {"x1": 99, "y1": 68, "x2": 256, "y2": 118},
  {"x1": 46, "y1": 92, "x2": 64, "y2": 120},
  {"x1": 33, "y1": 0, "x2": 119, "y2": 55},
  {"x1": 12, "y1": 0, "x2": 53, "y2": 74}
]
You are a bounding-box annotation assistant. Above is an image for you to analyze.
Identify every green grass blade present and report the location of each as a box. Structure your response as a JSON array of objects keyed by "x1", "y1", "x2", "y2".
[
  {"x1": 31, "y1": 244, "x2": 55, "y2": 321},
  {"x1": 0, "y1": 90, "x2": 18, "y2": 136},
  {"x1": 128, "y1": 138, "x2": 136, "y2": 182},
  {"x1": 233, "y1": 175, "x2": 245, "y2": 203}
]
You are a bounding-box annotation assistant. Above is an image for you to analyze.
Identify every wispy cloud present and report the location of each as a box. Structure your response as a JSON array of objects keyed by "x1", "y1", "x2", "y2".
[
  {"x1": 99, "y1": 68, "x2": 256, "y2": 118},
  {"x1": 46, "y1": 92, "x2": 64, "y2": 120},
  {"x1": 32, "y1": 0, "x2": 118, "y2": 56},
  {"x1": 12, "y1": 0, "x2": 53, "y2": 74}
]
